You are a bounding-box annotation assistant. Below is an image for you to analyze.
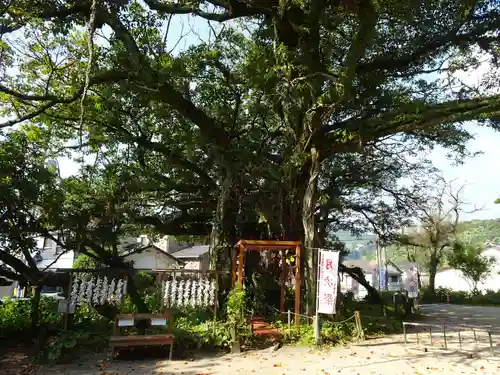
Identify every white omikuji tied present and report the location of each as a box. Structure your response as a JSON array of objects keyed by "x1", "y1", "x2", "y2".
[
  {"x1": 86, "y1": 276, "x2": 95, "y2": 302},
  {"x1": 162, "y1": 277, "x2": 215, "y2": 308},
  {"x1": 77, "y1": 279, "x2": 86, "y2": 304},
  {"x1": 108, "y1": 279, "x2": 116, "y2": 305},
  {"x1": 196, "y1": 278, "x2": 204, "y2": 307},
  {"x1": 178, "y1": 279, "x2": 185, "y2": 307},
  {"x1": 170, "y1": 279, "x2": 177, "y2": 308},
  {"x1": 70, "y1": 278, "x2": 80, "y2": 305},
  {"x1": 203, "y1": 278, "x2": 211, "y2": 307},
  {"x1": 116, "y1": 279, "x2": 124, "y2": 302},
  {"x1": 92, "y1": 277, "x2": 102, "y2": 305},
  {"x1": 208, "y1": 279, "x2": 216, "y2": 306},
  {"x1": 163, "y1": 279, "x2": 171, "y2": 307},
  {"x1": 190, "y1": 278, "x2": 197, "y2": 307},
  {"x1": 183, "y1": 279, "x2": 191, "y2": 307},
  {"x1": 100, "y1": 276, "x2": 109, "y2": 305}
]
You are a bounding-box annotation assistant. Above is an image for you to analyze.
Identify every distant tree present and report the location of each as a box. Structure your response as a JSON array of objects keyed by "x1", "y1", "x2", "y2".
[
  {"x1": 456, "y1": 219, "x2": 500, "y2": 246},
  {"x1": 400, "y1": 177, "x2": 480, "y2": 293},
  {"x1": 448, "y1": 242, "x2": 496, "y2": 294}
]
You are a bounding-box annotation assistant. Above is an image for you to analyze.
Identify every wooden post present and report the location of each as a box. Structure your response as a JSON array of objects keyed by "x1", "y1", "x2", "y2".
[
  {"x1": 159, "y1": 273, "x2": 165, "y2": 313},
  {"x1": 355, "y1": 311, "x2": 364, "y2": 340},
  {"x1": 443, "y1": 325, "x2": 447, "y2": 350},
  {"x1": 214, "y1": 271, "x2": 219, "y2": 320},
  {"x1": 120, "y1": 275, "x2": 127, "y2": 312},
  {"x1": 213, "y1": 271, "x2": 219, "y2": 337},
  {"x1": 231, "y1": 246, "x2": 237, "y2": 287},
  {"x1": 294, "y1": 244, "x2": 301, "y2": 326},
  {"x1": 237, "y1": 244, "x2": 245, "y2": 288},
  {"x1": 287, "y1": 310, "x2": 291, "y2": 330},
  {"x1": 280, "y1": 254, "x2": 286, "y2": 320},
  {"x1": 64, "y1": 273, "x2": 73, "y2": 331},
  {"x1": 488, "y1": 331, "x2": 493, "y2": 355}
]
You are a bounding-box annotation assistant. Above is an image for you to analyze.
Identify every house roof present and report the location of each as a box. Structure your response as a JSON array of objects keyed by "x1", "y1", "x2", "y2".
[
  {"x1": 172, "y1": 245, "x2": 210, "y2": 259},
  {"x1": 122, "y1": 244, "x2": 185, "y2": 265},
  {"x1": 35, "y1": 250, "x2": 75, "y2": 270},
  {"x1": 342, "y1": 259, "x2": 402, "y2": 275}
]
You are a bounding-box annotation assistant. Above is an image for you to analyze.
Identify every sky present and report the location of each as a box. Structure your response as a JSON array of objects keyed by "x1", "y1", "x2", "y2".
[{"x1": 426, "y1": 126, "x2": 500, "y2": 220}]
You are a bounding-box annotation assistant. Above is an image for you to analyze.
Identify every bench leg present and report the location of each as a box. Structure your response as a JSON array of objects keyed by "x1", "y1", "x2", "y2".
[{"x1": 169, "y1": 343, "x2": 173, "y2": 361}]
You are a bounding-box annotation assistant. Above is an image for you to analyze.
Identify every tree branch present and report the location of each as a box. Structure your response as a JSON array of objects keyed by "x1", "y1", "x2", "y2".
[{"x1": 0, "y1": 70, "x2": 129, "y2": 128}]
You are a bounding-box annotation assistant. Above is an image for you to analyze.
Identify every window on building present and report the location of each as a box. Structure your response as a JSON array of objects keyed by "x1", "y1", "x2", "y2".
[{"x1": 390, "y1": 275, "x2": 399, "y2": 283}]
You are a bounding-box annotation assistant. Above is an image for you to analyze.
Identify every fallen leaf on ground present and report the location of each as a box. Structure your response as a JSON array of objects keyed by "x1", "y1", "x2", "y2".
[{"x1": 273, "y1": 363, "x2": 282, "y2": 367}]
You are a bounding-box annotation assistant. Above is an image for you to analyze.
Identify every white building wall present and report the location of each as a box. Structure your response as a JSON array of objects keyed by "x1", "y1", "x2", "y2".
[
  {"x1": 0, "y1": 284, "x2": 14, "y2": 299},
  {"x1": 435, "y1": 247, "x2": 500, "y2": 293},
  {"x1": 124, "y1": 249, "x2": 178, "y2": 269}
]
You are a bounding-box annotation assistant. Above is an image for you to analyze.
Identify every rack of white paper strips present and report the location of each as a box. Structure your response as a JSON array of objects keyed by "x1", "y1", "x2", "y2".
[
  {"x1": 163, "y1": 276, "x2": 216, "y2": 308},
  {"x1": 69, "y1": 275, "x2": 127, "y2": 306}
]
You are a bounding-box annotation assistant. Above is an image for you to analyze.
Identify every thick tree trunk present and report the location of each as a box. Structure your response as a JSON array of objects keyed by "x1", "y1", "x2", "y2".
[
  {"x1": 339, "y1": 264, "x2": 382, "y2": 305},
  {"x1": 301, "y1": 146, "x2": 320, "y2": 315},
  {"x1": 128, "y1": 276, "x2": 147, "y2": 313},
  {"x1": 31, "y1": 285, "x2": 42, "y2": 334},
  {"x1": 210, "y1": 175, "x2": 235, "y2": 270}
]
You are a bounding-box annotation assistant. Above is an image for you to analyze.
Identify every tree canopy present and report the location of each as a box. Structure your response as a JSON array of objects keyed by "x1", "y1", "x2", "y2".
[{"x1": 1, "y1": 0, "x2": 500, "y2": 310}]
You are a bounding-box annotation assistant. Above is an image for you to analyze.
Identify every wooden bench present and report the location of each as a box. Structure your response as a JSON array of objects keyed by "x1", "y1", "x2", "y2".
[{"x1": 110, "y1": 313, "x2": 175, "y2": 360}]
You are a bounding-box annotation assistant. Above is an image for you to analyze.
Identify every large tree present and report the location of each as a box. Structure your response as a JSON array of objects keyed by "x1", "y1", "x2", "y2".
[{"x1": 1, "y1": 0, "x2": 500, "y2": 311}]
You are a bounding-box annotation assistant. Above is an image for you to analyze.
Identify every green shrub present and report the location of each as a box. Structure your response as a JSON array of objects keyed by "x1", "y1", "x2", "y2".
[
  {"x1": 1, "y1": 291, "x2": 233, "y2": 363},
  {"x1": 0, "y1": 297, "x2": 61, "y2": 330},
  {"x1": 0, "y1": 297, "x2": 31, "y2": 330},
  {"x1": 420, "y1": 287, "x2": 500, "y2": 306}
]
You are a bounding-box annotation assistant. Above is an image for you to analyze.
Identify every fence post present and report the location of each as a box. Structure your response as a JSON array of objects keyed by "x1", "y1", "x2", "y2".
[
  {"x1": 287, "y1": 310, "x2": 291, "y2": 330},
  {"x1": 354, "y1": 311, "x2": 364, "y2": 340},
  {"x1": 403, "y1": 322, "x2": 407, "y2": 344},
  {"x1": 443, "y1": 325, "x2": 447, "y2": 350},
  {"x1": 488, "y1": 331, "x2": 493, "y2": 355},
  {"x1": 313, "y1": 315, "x2": 321, "y2": 345}
]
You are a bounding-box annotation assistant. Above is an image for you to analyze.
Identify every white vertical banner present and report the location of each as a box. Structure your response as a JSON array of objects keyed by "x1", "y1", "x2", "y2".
[
  {"x1": 405, "y1": 264, "x2": 419, "y2": 298},
  {"x1": 317, "y1": 250, "x2": 340, "y2": 315}
]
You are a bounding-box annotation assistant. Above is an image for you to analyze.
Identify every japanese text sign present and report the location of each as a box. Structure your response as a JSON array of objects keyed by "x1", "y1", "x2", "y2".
[{"x1": 317, "y1": 250, "x2": 340, "y2": 314}]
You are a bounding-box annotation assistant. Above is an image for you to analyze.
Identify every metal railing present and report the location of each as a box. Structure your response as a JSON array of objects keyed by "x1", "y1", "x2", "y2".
[{"x1": 402, "y1": 321, "x2": 498, "y2": 355}]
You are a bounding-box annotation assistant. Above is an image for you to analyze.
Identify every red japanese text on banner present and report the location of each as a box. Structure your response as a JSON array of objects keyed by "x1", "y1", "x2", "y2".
[{"x1": 317, "y1": 250, "x2": 340, "y2": 314}]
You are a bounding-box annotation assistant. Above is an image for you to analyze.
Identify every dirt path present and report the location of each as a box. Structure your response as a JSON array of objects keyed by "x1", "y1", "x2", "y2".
[
  {"x1": 39, "y1": 334, "x2": 500, "y2": 375},
  {"x1": 23, "y1": 305, "x2": 500, "y2": 375}
]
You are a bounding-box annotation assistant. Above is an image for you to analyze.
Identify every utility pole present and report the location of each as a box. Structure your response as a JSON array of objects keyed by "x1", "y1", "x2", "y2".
[
  {"x1": 383, "y1": 243, "x2": 388, "y2": 291},
  {"x1": 375, "y1": 237, "x2": 381, "y2": 291}
]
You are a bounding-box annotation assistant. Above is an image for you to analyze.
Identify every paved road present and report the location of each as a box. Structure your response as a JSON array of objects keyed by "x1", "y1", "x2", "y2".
[
  {"x1": 401, "y1": 303, "x2": 500, "y2": 356},
  {"x1": 419, "y1": 303, "x2": 500, "y2": 331}
]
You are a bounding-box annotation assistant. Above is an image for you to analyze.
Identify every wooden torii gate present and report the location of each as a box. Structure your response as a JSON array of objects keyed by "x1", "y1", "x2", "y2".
[{"x1": 232, "y1": 240, "x2": 302, "y2": 326}]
